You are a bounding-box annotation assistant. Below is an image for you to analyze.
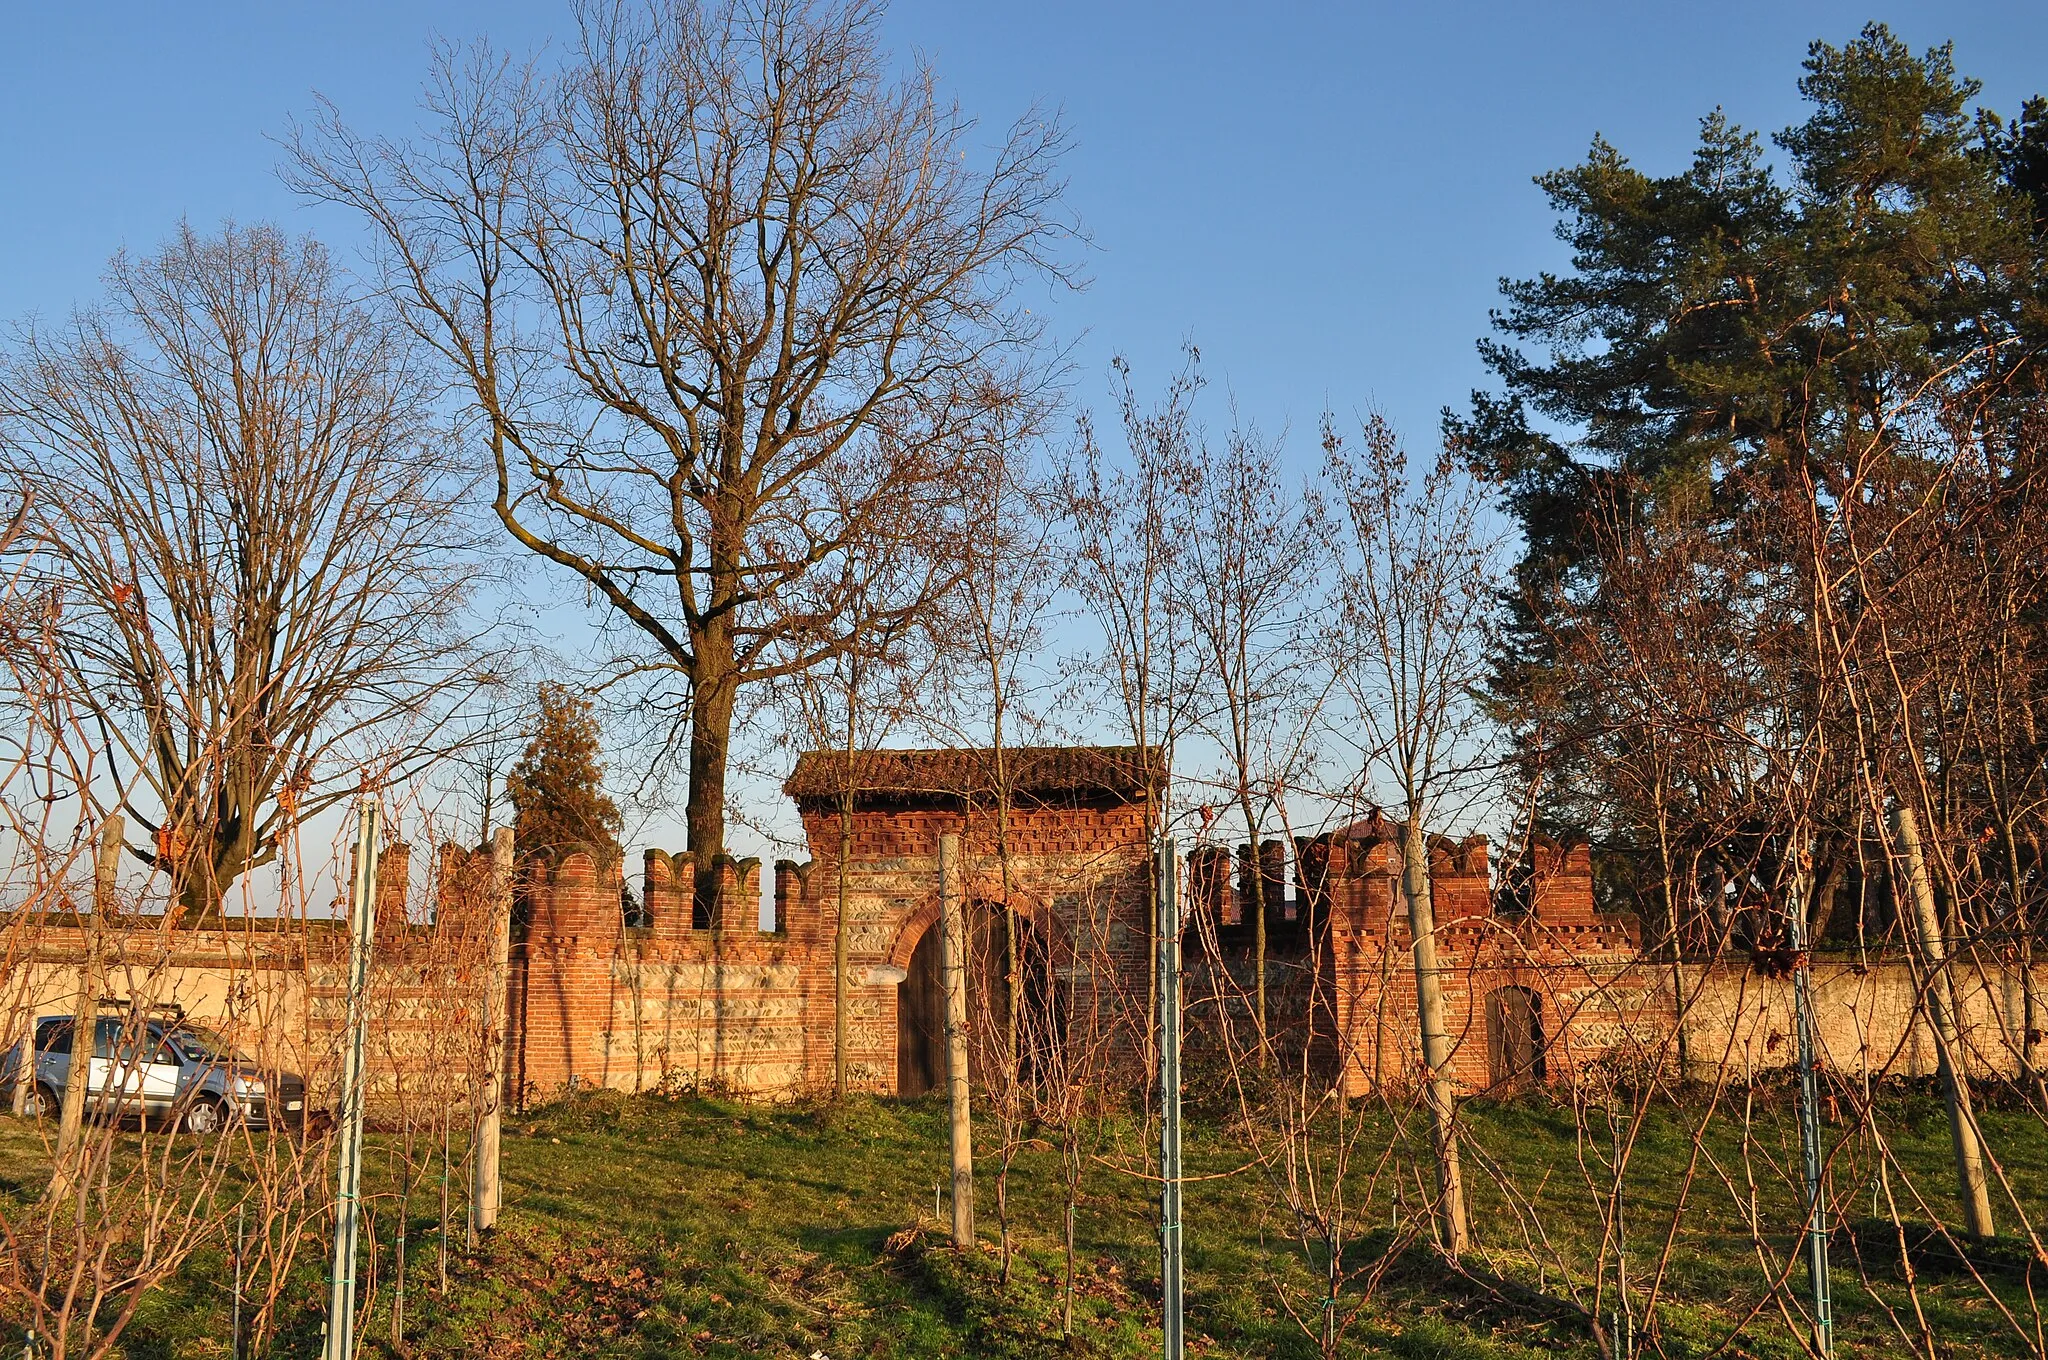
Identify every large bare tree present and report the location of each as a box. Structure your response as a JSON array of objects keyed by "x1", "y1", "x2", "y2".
[
  {"x1": 0, "y1": 223, "x2": 492, "y2": 916},
  {"x1": 290, "y1": 0, "x2": 1074, "y2": 909}
]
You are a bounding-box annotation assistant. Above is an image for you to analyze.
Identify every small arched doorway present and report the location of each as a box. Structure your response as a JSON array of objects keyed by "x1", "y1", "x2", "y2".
[
  {"x1": 897, "y1": 926, "x2": 946, "y2": 1096},
  {"x1": 894, "y1": 903, "x2": 1066, "y2": 1096},
  {"x1": 970, "y1": 906, "x2": 1064, "y2": 1086},
  {"x1": 1485, "y1": 985, "x2": 1547, "y2": 1089}
]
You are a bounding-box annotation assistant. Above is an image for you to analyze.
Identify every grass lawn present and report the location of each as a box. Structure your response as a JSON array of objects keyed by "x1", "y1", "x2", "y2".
[{"x1": 2, "y1": 1083, "x2": 2043, "y2": 1358}]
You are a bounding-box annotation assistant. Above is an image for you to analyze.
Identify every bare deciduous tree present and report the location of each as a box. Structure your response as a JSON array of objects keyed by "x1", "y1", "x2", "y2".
[
  {"x1": 1325, "y1": 413, "x2": 1502, "y2": 1260},
  {"x1": 290, "y1": 0, "x2": 1076, "y2": 912},
  {"x1": 1061, "y1": 353, "x2": 1201, "y2": 1072},
  {"x1": 0, "y1": 223, "x2": 494, "y2": 916},
  {"x1": 1170, "y1": 414, "x2": 1324, "y2": 1061}
]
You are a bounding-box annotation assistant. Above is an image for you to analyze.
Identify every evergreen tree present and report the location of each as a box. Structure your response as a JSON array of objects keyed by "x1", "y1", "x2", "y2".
[
  {"x1": 1450, "y1": 25, "x2": 2048, "y2": 919},
  {"x1": 505, "y1": 682, "x2": 624, "y2": 868}
]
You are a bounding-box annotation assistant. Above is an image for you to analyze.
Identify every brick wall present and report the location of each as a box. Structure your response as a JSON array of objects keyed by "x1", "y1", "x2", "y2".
[
  {"x1": 14, "y1": 762, "x2": 2047, "y2": 1114},
  {"x1": 0, "y1": 844, "x2": 500, "y2": 1119},
  {"x1": 507, "y1": 848, "x2": 815, "y2": 1099},
  {"x1": 1183, "y1": 833, "x2": 1663, "y2": 1095}
]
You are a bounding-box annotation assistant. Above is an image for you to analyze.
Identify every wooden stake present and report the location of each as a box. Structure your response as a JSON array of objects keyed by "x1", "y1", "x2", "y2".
[
  {"x1": 939, "y1": 832, "x2": 974, "y2": 1247},
  {"x1": 472, "y1": 826, "x2": 515, "y2": 1237}
]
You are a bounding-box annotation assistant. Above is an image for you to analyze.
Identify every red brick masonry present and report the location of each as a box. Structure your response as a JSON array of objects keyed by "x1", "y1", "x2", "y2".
[
  {"x1": 17, "y1": 748, "x2": 2030, "y2": 1110},
  {"x1": 499, "y1": 747, "x2": 1658, "y2": 1100}
]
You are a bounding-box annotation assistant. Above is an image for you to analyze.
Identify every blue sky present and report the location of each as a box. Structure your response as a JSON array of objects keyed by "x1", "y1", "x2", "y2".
[
  {"x1": 7, "y1": 3, "x2": 2045, "y2": 447},
  {"x1": 4, "y1": 2, "x2": 2046, "y2": 872}
]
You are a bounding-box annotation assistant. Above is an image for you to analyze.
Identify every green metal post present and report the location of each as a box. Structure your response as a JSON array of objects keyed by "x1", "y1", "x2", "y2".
[
  {"x1": 1158, "y1": 838, "x2": 1183, "y2": 1360},
  {"x1": 1789, "y1": 875, "x2": 1832, "y2": 1357},
  {"x1": 324, "y1": 798, "x2": 380, "y2": 1360}
]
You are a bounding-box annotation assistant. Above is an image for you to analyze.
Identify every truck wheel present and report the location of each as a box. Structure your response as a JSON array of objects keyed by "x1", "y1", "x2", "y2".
[
  {"x1": 29, "y1": 1084, "x2": 57, "y2": 1120},
  {"x1": 184, "y1": 1096, "x2": 228, "y2": 1136}
]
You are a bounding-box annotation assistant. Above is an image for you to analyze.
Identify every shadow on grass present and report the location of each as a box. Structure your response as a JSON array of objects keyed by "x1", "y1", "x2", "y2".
[{"x1": 1835, "y1": 1218, "x2": 2045, "y2": 1286}]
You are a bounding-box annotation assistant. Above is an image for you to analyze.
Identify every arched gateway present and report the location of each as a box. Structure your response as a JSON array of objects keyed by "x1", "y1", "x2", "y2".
[
  {"x1": 897, "y1": 925, "x2": 943, "y2": 1096},
  {"x1": 784, "y1": 746, "x2": 1155, "y2": 1097},
  {"x1": 491, "y1": 744, "x2": 1640, "y2": 1103},
  {"x1": 892, "y1": 906, "x2": 1065, "y2": 1097}
]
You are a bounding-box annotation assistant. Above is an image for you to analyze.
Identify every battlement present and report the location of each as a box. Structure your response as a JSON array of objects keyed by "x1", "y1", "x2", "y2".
[
  {"x1": 1185, "y1": 830, "x2": 1617, "y2": 942},
  {"x1": 8, "y1": 763, "x2": 2032, "y2": 1112}
]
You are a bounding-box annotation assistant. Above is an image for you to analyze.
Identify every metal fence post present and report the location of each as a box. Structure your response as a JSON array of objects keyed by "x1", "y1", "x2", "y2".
[
  {"x1": 1789, "y1": 873, "x2": 1832, "y2": 1358},
  {"x1": 324, "y1": 797, "x2": 380, "y2": 1360},
  {"x1": 1158, "y1": 837, "x2": 1184, "y2": 1360}
]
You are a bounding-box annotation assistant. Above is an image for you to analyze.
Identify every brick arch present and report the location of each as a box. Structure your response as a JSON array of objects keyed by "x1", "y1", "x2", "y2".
[
  {"x1": 882, "y1": 878, "x2": 1064, "y2": 973},
  {"x1": 884, "y1": 896, "x2": 942, "y2": 973}
]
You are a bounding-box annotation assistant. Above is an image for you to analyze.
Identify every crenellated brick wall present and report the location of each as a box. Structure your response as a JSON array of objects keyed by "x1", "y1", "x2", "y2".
[
  {"x1": 12, "y1": 749, "x2": 2048, "y2": 1115},
  {"x1": 450, "y1": 754, "x2": 2048, "y2": 1103},
  {"x1": 1300, "y1": 834, "x2": 1658, "y2": 1095},
  {"x1": 505, "y1": 848, "x2": 817, "y2": 1099}
]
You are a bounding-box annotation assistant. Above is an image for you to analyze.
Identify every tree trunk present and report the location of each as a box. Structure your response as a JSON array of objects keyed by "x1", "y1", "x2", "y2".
[
  {"x1": 50, "y1": 937, "x2": 98, "y2": 1202},
  {"x1": 1892, "y1": 804, "x2": 1996, "y2": 1239},
  {"x1": 1002, "y1": 817, "x2": 1020, "y2": 1080},
  {"x1": 1062, "y1": 1156, "x2": 1078, "y2": 1336},
  {"x1": 1808, "y1": 848, "x2": 1846, "y2": 946},
  {"x1": 1143, "y1": 774, "x2": 1160, "y2": 1090},
  {"x1": 1892, "y1": 806, "x2": 1990, "y2": 1245},
  {"x1": 439, "y1": 1114, "x2": 450, "y2": 1293},
  {"x1": 991, "y1": 700, "x2": 1021, "y2": 1073},
  {"x1": 1401, "y1": 814, "x2": 1468, "y2": 1258},
  {"x1": 1669, "y1": 952, "x2": 1692, "y2": 1084},
  {"x1": 392, "y1": 1205, "x2": 407, "y2": 1347},
  {"x1": 175, "y1": 815, "x2": 256, "y2": 922},
  {"x1": 1239, "y1": 790, "x2": 1269, "y2": 1066},
  {"x1": 686, "y1": 661, "x2": 737, "y2": 922}
]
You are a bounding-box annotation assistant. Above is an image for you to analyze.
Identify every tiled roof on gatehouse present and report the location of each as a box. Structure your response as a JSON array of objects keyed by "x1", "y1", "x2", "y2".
[{"x1": 784, "y1": 745, "x2": 1161, "y2": 804}]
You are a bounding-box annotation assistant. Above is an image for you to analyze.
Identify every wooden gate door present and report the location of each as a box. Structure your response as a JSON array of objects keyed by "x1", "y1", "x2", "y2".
[{"x1": 896, "y1": 926, "x2": 945, "y2": 1096}]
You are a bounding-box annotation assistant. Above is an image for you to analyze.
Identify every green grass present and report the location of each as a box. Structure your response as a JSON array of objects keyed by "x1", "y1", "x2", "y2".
[{"x1": 3, "y1": 1082, "x2": 2044, "y2": 1357}]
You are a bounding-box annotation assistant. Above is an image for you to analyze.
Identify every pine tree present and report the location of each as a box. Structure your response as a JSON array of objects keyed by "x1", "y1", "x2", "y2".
[
  {"x1": 505, "y1": 683, "x2": 623, "y2": 868},
  {"x1": 1452, "y1": 23, "x2": 2047, "y2": 860},
  {"x1": 1452, "y1": 24, "x2": 2048, "y2": 1239}
]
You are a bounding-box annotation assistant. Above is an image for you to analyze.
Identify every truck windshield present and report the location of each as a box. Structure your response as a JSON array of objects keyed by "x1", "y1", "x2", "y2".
[{"x1": 174, "y1": 1027, "x2": 251, "y2": 1066}]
